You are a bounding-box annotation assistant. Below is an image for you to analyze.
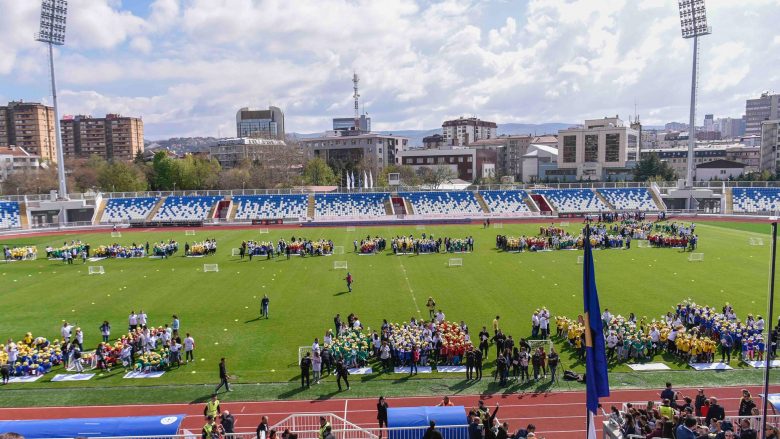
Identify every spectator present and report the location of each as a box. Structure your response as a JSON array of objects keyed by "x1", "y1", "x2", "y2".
[
  {"x1": 675, "y1": 416, "x2": 698, "y2": 439},
  {"x1": 705, "y1": 397, "x2": 725, "y2": 425},
  {"x1": 221, "y1": 410, "x2": 235, "y2": 435},
  {"x1": 661, "y1": 382, "x2": 679, "y2": 408},
  {"x1": 738, "y1": 390, "x2": 756, "y2": 417},
  {"x1": 256, "y1": 416, "x2": 269, "y2": 439},
  {"x1": 737, "y1": 419, "x2": 756, "y2": 439},
  {"x1": 514, "y1": 424, "x2": 535, "y2": 439},
  {"x1": 694, "y1": 389, "x2": 707, "y2": 417},
  {"x1": 423, "y1": 420, "x2": 443, "y2": 439}
]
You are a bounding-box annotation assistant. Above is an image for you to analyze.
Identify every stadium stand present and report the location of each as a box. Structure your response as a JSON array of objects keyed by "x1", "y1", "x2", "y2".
[
  {"x1": 314, "y1": 193, "x2": 389, "y2": 217},
  {"x1": 101, "y1": 197, "x2": 160, "y2": 223},
  {"x1": 153, "y1": 196, "x2": 222, "y2": 221},
  {"x1": 399, "y1": 191, "x2": 482, "y2": 215},
  {"x1": 0, "y1": 201, "x2": 21, "y2": 229},
  {"x1": 732, "y1": 187, "x2": 780, "y2": 213},
  {"x1": 479, "y1": 190, "x2": 531, "y2": 213},
  {"x1": 597, "y1": 188, "x2": 658, "y2": 211},
  {"x1": 534, "y1": 188, "x2": 608, "y2": 213},
  {"x1": 233, "y1": 195, "x2": 309, "y2": 220}
]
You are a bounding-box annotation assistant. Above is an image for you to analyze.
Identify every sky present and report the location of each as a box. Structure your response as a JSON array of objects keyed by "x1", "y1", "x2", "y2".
[{"x1": 1, "y1": 0, "x2": 778, "y2": 140}]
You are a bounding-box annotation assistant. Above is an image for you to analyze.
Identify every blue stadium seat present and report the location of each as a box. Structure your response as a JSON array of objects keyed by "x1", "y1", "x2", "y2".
[
  {"x1": 479, "y1": 190, "x2": 531, "y2": 213},
  {"x1": 732, "y1": 187, "x2": 780, "y2": 213},
  {"x1": 598, "y1": 188, "x2": 658, "y2": 211},
  {"x1": 233, "y1": 195, "x2": 308, "y2": 219},
  {"x1": 153, "y1": 196, "x2": 223, "y2": 221},
  {"x1": 533, "y1": 189, "x2": 608, "y2": 213},
  {"x1": 314, "y1": 193, "x2": 389, "y2": 217},
  {"x1": 101, "y1": 197, "x2": 159, "y2": 223},
  {"x1": 0, "y1": 201, "x2": 21, "y2": 229},
  {"x1": 399, "y1": 191, "x2": 482, "y2": 215}
]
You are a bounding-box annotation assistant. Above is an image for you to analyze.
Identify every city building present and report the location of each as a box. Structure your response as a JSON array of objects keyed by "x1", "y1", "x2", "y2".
[
  {"x1": 665, "y1": 122, "x2": 689, "y2": 131},
  {"x1": 301, "y1": 132, "x2": 407, "y2": 170},
  {"x1": 521, "y1": 144, "x2": 559, "y2": 183},
  {"x1": 209, "y1": 137, "x2": 301, "y2": 170},
  {"x1": 333, "y1": 115, "x2": 370, "y2": 132},
  {"x1": 442, "y1": 117, "x2": 497, "y2": 147},
  {"x1": 745, "y1": 92, "x2": 780, "y2": 136},
  {"x1": 469, "y1": 135, "x2": 538, "y2": 180},
  {"x1": 717, "y1": 117, "x2": 745, "y2": 139},
  {"x1": 236, "y1": 106, "x2": 285, "y2": 140},
  {"x1": 422, "y1": 134, "x2": 445, "y2": 149},
  {"x1": 640, "y1": 144, "x2": 760, "y2": 178},
  {"x1": 696, "y1": 131, "x2": 721, "y2": 141},
  {"x1": 759, "y1": 119, "x2": 780, "y2": 174},
  {"x1": 0, "y1": 146, "x2": 41, "y2": 181},
  {"x1": 0, "y1": 101, "x2": 57, "y2": 162},
  {"x1": 60, "y1": 114, "x2": 144, "y2": 161},
  {"x1": 703, "y1": 114, "x2": 715, "y2": 132},
  {"x1": 556, "y1": 117, "x2": 639, "y2": 180},
  {"x1": 695, "y1": 159, "x2": 746, "y2": 181},
  {"x1": 396, "y1": 146, "x2": 496, "y2": 182}
]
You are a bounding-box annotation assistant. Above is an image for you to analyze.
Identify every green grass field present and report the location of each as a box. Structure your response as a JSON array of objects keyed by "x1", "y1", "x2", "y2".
[{"x1": 1, "y1": 220, "x2": 779, "y2": 405}]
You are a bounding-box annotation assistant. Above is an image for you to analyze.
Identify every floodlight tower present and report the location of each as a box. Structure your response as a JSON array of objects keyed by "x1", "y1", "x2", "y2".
[
  {"x1": 353, "y1": 72, "x2": 360, "y2": 131},
  {"x1": 36, "y1": 0, "x2": 69, "y2": 200},
  {"x1": 678, "y1": 0, "x2": 711, "y2": 188}
]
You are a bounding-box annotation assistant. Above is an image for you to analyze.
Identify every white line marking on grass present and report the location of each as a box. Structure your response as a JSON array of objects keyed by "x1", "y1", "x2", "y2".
[{"x1": 397, "y1": 259, "x2": 421, "y2": 315}]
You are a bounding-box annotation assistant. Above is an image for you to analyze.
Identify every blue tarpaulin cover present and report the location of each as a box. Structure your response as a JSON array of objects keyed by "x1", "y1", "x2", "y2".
[
  {"x1": 0, "y1": 414, "x2": 185, "y2": 438},
  {"x1": 387, "y1": 406, "x2": 467, "y2": 439}
]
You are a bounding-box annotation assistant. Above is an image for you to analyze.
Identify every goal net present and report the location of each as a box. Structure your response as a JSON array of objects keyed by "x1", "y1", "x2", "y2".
[
  {"x1": 577, "y1": 255, "x2": 584, "y2": 264},
  {"x1": 749, "y1": 237, "x2": 765, "y2": 246},
  {"x1": 527, "y1": 339, "x2": 554, "y2": 353},
  {"x1": 298, "y1": 346, "x2": 313, "y2": 365},
  {"x1": 416, "y1": 225, "x2": 426, "y2": 230},
  {"x1": 88, "y1": 266, "x2": 105, "y2": 275},
  {"x1": 688, "y1": 253, "x2": 704, "y2": 262},
  {"x1": 637, "y1": 240, "x2": 649, "y2": 248},
  {"x1": 334, "y1": 261, "x2": 348, "y2": 270},
  {"x1": 259, "y1": 228, "x2": 269, "y2": 234},
  {"x1": 448, "y1": 258, "x2": 463, "y2": 267},
  {"x1": 185, "y1": 230, "x2": 196, "y2": 236},
  {"x1": 333, "y1": 246, "x2": 345, "y2": 255},
  {"x1": 231, "y1": 248, "x2": 241, "y2": 257},
  {"x1": 203, "y1": 264, "x2": 219, "y2": 272},
  {"x1": 346, "y1": 226, "x2": 356, "y2": 232},
  {"x1": 559, "y1": 221, "x2": 570, "y2": 227},
  {"x1": 110, "y1": 231, "x2": 122, "y2": 238},
  {"x1": 493, "y1": 223, "x2": 504, "y2": 229}
]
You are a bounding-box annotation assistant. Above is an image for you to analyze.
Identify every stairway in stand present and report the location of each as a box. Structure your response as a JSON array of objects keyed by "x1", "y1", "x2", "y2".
[
  {"x1": 307, "y1": 194, "x2": 316, "y2": 218},
  {"x1": 474, "y1": 191, "x2": 490, "y2": 213}
]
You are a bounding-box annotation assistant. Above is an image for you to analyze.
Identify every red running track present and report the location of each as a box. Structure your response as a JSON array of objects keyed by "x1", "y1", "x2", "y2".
[{"x1": 0, "y1": 385, "x2": 775, "y2": 438}]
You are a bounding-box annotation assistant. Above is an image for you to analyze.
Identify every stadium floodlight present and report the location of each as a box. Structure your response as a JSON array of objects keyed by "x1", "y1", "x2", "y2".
[
  {"x1": 678, "y1": 0, "x2": 711, "y2": 189},
  {"x1": 36, "y1": 0, "x2": 69, "y2": 202}
]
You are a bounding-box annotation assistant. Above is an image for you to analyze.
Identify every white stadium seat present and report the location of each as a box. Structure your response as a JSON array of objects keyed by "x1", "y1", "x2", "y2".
[
  {"x1": 399, "y1": 191, "x2": 482, "y2": 216},
  {"x1": 153, "y1": 196, "x2": 222, "y2": 221},
  {"x1": 479, "y1": 190, "x2": 530, "y2": 213},
  {"x1": 597, "y1": 188, "x2": 657, "y2": 211},
  {"x1": 0, "y1": 201, "x2": 21, "y2": 229},
  {"x1": 101, "y1": 197, "x2": 159, "y2": 223},
  {"x1": 314, "y1": 193, "x2": 389, "y2": 217},
  {"x1": 534, "y1": 189, "x2": 608, "y2": 213},
  {"x1": 233, "y1": 195, "x2": 308, "y2": 220},
  {"x1": 732, "y1": 188, "x2": 780, "y2": 213}
]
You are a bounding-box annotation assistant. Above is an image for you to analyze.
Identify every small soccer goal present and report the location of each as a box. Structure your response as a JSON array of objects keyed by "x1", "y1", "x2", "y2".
[
  {"x1": 749, "y1": 237, "x2": 765, "y2": 246},
  {"x1": 259, "y1": 228, "x2": 269, "y2": 234},
  {"x1": 448, "y1": 258, "x2": 463, "y2": 267},
  {"x1": 231, "y1": 248, "x2": 241, "y2": 257},
  {"x1": 527, "y1": 339, "x2": 554, "y2": 354},
  {"x1": 415, "y1": 225, "x2": 426, "y2": 230},
  {"x1": 493, "y1": 223, "x2": 504, "y2": 229},
  {"x1": 559, "y1": 221, "x2": 570, "y2": 227},
  {"x1": 688, "y1": 253, "x2": 704, "y2": 262},
  {"x1": 333, "y1": 246, "x2": 345, "y2": 255},
  {"x1": 110, "y1": 231, "x2": 122, "y2": 238},
  {"x1": 298, "y1": 346, "x2": 313, "y2": 365},
  {"x1": 346, "y1": 226, "x2": 356, "y2": 232},
  {"x1": 88, "y1": 266, "x2": 105, "y2": 275},
  {"x1": 577, "y1": 255, "x2": 584, "y2": 264},
  {"x1": 203, "y1": 264, "x2": 219, "y2": 272},
  {"x1": 185, "y1": 230, "x2": 196, "y2": 236},
  {"x1": 333, "y1": 261, "x2": 348, "y2": 270},
  {"x1": 637, "y1": 240, "x2": 649, "y2": 248}
]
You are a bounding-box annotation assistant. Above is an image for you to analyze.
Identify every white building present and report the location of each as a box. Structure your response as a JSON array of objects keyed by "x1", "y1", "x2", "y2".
[
  {"x1": 521, "y1": 144, "x2": 559, "y2": 183},
  {"x1": 301, "y1": 132, "x2": 407, "y2": 170},
  {"x1": 695, "y1": 159, "x2": 746, "y2": 181},
  {"x1": 441, "y1": 117, "x2": 497, "y2": 147},
  {"x1": 0, "y1": 146, "x2": 41, "y2": 181},
  {"x1": 556, "y1": 117, "x2": 639, "y2": 180},
  {"x1": 209, "y1": 137, "x2": 295, "y2": 169}
]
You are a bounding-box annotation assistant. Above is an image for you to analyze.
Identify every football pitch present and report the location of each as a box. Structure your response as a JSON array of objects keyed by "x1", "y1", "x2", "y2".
[{"x1": 0, "y1": 220, "x2": 778, "y2": 404}]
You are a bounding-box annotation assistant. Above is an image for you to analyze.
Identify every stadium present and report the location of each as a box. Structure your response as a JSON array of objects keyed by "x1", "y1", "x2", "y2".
[{"x1": 2, "y1": 183, "x2": 780, "y2": 438}]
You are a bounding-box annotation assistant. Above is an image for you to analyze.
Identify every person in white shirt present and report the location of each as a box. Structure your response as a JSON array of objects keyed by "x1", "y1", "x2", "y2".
[
  {"x1": 531, "y1": 312, "x2": 540, "y2": 338},
  {"x1": 138, "y1": 310, "x2": 148, "y2": 329},
  {"x1": 606, "y1": 332, "x2": 618, "y2": 360},
  {"x1": 353, "y1": 318, "x2": 362, "y2": 330},
  {"x1": 61, "y1": 322, "x2": 72, "y2": 342},
  {"x1": 184, "y1": 333, "x2": 195, "y2": 363},
  {"x1": 312, "y1": 338, "x2": 320, "y2": 353},
  {"x1": 649, "y1": 327, "x2": 661, "y2": 356},
  {"x1": 435, "y1": 310, "x2": 445, "y2": 323},
  {"x1": 602, "y1": 309, "x2": 612, "y2": 331},
  {"x1": 539, "y1": 315, "x2": 549, "y2": 339},
  {"x1": 323, "y1": 330, "x2": 333, "y2": 346},
  {"x1": 6, "y1": 340, "x2": 18, "y2": 365},
  {"x1": 74, "y1": 328, "x2": 84, "y2": 350},
  {"x1": 756, "y1": 316, "x2": 766, "y2": 332},
  {"x1": 128, "y1": 311, "x2": 138, "y2": 331},
  {"x1": 169, "y1": 340, "x2": 182, "y2": 366}
]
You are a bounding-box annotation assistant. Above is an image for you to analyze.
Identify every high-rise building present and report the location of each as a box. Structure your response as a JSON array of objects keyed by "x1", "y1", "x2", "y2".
[
  {"x1": 759, "y1": 119, "x2": 780, "y2": 174},
  {"x1": 556, "y1": 117, "x2": 639, "y2": 180},
  {"x1": 703, "y1": 114, "x2": 715, "y2": 132},
  {"x1": 60, "y1": 114, "x2": 144, "y2": 161},
  {"x1": 745, "y1": 92, "x2": 780, "y2": 136},
  {"x1": 236, "y1": 106, "x2": 285, "y2": 140},
  {"x1": 333, "y1": 115, "x2": 370, "y2": 132},
  {"x1": 0, "y1": 101, "x2": 57, "y2": 162},
  {"x1": 442, "y1": 117, "x2": 497, "y2": 147},
  {"x1": 716, "y1": 117, "x2": 746, "y2": 139},
  {"x1": 665, "y1": 122, "x2": 689, "y2": 131}
]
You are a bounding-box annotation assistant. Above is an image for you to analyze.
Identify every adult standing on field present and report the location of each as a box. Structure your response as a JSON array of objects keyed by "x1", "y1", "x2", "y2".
[
  {"x1": 184, "y1": 333, "x2": 195, "y2": 363},
  {"x1": 336, "y1": 358, "x2": 350, "y2": 391},
  {"x1": 215, "y1": 357, "x2": 231, "y2": 393},
  {"x1": 261, "y1": 295, "x2": 270, "y2": 319},
  {"x1": 345, "y1": 272, "x2": 353, "y2": 293}
]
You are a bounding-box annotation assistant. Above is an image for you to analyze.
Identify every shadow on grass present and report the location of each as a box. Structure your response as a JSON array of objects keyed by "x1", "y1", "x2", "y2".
[
  {"x1": 245, "y1": 317, "x2": 263, "y2": 324},
  {"x1": 334, "y1": 291, "x2": 350, "y2": 296},
  {"x1": 190, "y1": 393, "x2": 213, "y2": 404}
]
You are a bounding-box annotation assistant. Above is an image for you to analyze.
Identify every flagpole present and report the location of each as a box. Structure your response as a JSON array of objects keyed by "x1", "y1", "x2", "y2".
[{"x1": 761, "y1": 221, "x2": 778, "y2": 437}]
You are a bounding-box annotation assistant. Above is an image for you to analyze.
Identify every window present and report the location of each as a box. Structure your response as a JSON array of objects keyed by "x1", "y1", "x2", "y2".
[
  {"x1": 467, "y1": 156, "x2": 473, "y2": 162},
  {"x1": 584, "y1": 135, "x2": 598, "y2": 162},
  {"x1": 378, "y1": 148, "x2": 382, "y2": 154},
  {"x1": 449, "y1": 157, "x2": 455, "y2": 163},
  {"x1": 458, "y1": 157, "x2": 464, "y2": 163},
  {"x1": 563, "y1": 135, "x2": 576, "y2": 163},
  {"x1": 605, "y1": 133, "x2": 620, "y2": 162},
  {"x1": 416, "y1": 158, "x2": 423, "y2": 164},
  {"x1": 437, "y1": 157, "x2": 445, "y2": 164},
  {"x1": 426, "y1": 158, "x2": 434, "y2": 164}
]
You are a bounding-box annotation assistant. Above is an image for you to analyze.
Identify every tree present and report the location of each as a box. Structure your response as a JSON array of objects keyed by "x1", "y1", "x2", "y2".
[
  {"x1": 1, "y1": 168, "x2": 59, "y2": 195},
  {"x1": 97, "y1": 161, "x2": 148, "y2": 192},
  {"x1": 151, "y1": 151, "x2": 180, "y2": 190},
  {"x1": 417, "y1": 165, "x2": 455, "y2": 189},
  {"x1": 378, "y1": 164, "x2": 420, "y2": 187},
  {"x1": 633, "y1": 153, "x2": 676, "y2": 182},
  {"x1": 302, "y1": 158, "x2": 337, "y2": 186}
]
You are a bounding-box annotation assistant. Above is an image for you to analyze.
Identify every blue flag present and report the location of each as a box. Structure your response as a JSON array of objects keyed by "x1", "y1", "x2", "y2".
[{"x1": 583, "y1": 228, "x2": 610, "y2": 416}]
